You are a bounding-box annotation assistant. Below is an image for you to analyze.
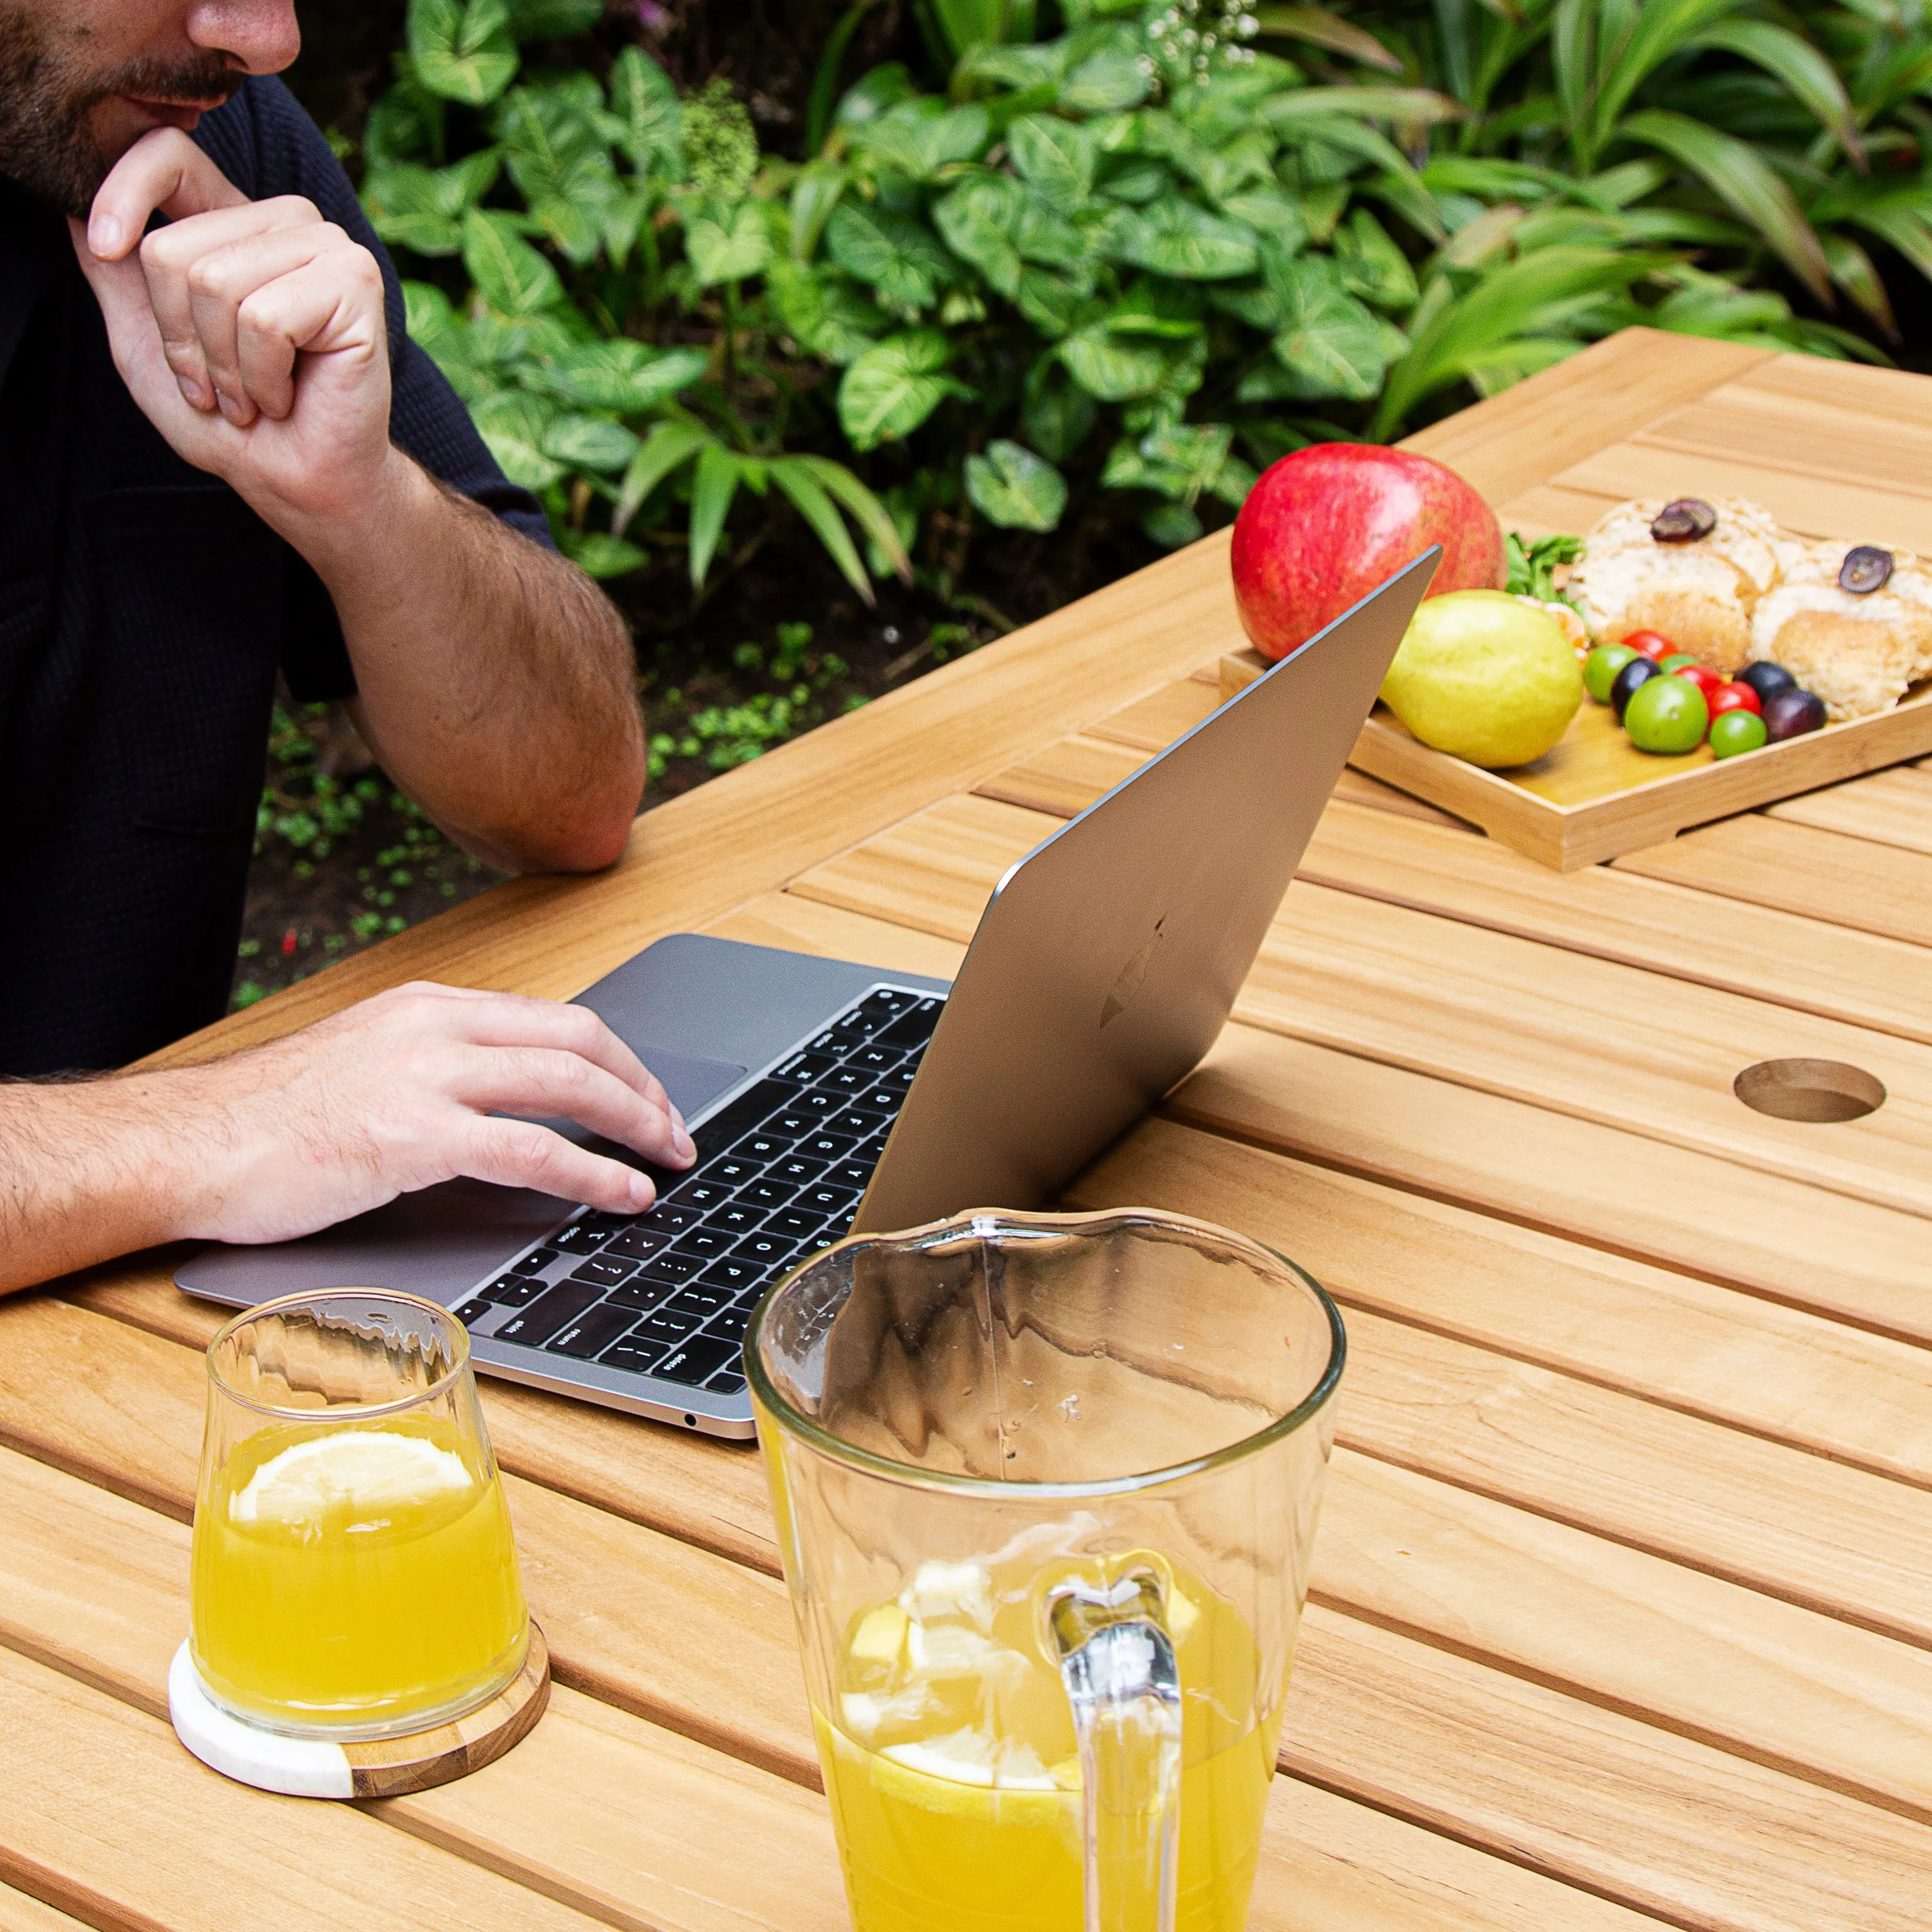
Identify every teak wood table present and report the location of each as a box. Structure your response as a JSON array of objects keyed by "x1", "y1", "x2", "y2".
[{"x1": 5, "y1": 325, "x2": 1932, "y2": 1932}]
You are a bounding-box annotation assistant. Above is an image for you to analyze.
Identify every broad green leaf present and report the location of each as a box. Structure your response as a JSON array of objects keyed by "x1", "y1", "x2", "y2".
[
  {"x1": 790, "y1": 160, "x2": 848, "y2": 261},
  {"x1": 685, "y1": 200, "x2": 773, "y2": 285},
  {"x1": 461, "y1": 206, "x2": 563, "y2": 313},
  {"x1": 766, "y1": 261, "x2": 887, "y2": 364},
  {"x1": 1268, "y1": 255, "x2": 1386, "y2": 401},
  {"x1": 1683, "y1": 19, "x2": 1863, "y2": 166},
  {"x1": 521, "y1": 339, "x2": 710, "y2": 413},
  {"x1": 1106, "y1": 278, "x2": 1204, "y2": 337},
  {"x1": 542, "y1": 413, "x2": 639, "y2": 473},
  {"x1": 1021, "y1": 354, "x2": 1097, "y2": 463},
  {"x1": 835, "y1": 63, "x2": 918, "y2": 128},
  {"x1": 1219, "y1": 191, "x2": 1307, "y2": 252},
  {"x1": 610, "y1": 46, "x2": 681, "y2": 177},
  {"x1": 506, "y1": 0, "x2": 602, "y2": 34},
  {"x1": 558, "y1": 530, "x2": 647, "y2": 579},
  {"x1": 1059, "y1": 51, "x2": 1151, "y2": 115},
  {"x1": 793, "y1": 457, "x2": 913, "y2": 580},
  {"x1": 965, "y1": 440, "x2": 1068, "y2": 531},
  {"x1": 1015, "y1": 192, "x2": 1086, "y2": 269},
  {"x1": 1142, "y1": 502, "x2": 1204, "y2": 547},
  {"x1": 407, "y1": 0, "x2": 518, "y2": 106},
  {"x1": 933, "y1": 175, "x2": 1025, "y2": 298},
  {"x1": 826, "y1": 203, "x2": 954, "y2": 313},
  {"x1": 954, "y1": 42, "x2": 1068, "y2": 96},
  {"x1": 1262, "y1": 86, "x2": 1462, "y2": 128},
  {"x1": 1332, "y1": 207, "x2": 1417, "y2": 311},
  {"x1": 1098, "y1": 160, "x2": 1171, "y2": 205},
  {"x1": 1007, "y1": 114, "x2": 1099, "y2": 213},
  {"x1": 688, "y1": 443, "x2": 741, "y2": 587},
  {"x1": 770, "y1": 460, "x2": 874, "y2": 605},
  {"x1": 472, "y1": 391, "x2": 562, "y2": 489},
  {"x1": 1059, "y1": 324, "x2": 1169, "y2": 401},
  {"x1": 1822, "y1": 230, "x2": 1897, "y2": 336},
  {"x1": 1253, "y1": 6, "x2": 1403, "y2": 73},
  {"x1": 401, "y1": 280, "x2": 459, "y2": 347},
  {"x1": 1016, "y1": 267, "x2": 1086, "y2": 337},
  {"x1": 613, "y1": 420, "x2": 711, "y2": 536},
  {"x1": 838, "y1": 330, "x2": 967, "y2": 450},
  {"x1": 1113, "y1": 198, "x2": 1258, "y2": 280},
  {"x1": 1619, "y1": 108, "x2": 1832, "y2": 307},
  {"x1": 850, "y1": 102, "x2": 992, "y2": 182},
  {"x1": 1208, "y1": 281, "x2": 1282, "y2": 329},
  {"x1": 368, "y1": 207, "x2": 463, "y2": 256}
]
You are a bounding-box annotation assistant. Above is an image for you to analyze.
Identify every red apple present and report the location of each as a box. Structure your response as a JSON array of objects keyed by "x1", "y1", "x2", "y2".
[{"x1": 1230, "y1": 444, "x2": 1506, "y2": 662}]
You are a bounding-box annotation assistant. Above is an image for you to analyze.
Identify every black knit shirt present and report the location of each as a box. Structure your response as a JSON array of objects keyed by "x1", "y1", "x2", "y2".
[{"x1": 0, "y1": 76, "x2": 547, "y2": 1075}]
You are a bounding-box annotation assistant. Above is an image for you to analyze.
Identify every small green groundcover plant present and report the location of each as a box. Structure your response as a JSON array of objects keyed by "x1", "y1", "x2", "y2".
[{"x1": 361, "y1": 0, "x2": 1928, "y2": 598}]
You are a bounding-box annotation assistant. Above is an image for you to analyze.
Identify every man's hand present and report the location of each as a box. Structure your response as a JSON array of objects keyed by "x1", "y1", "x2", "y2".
[
  {"x1": 70, "y1": 127, "x2": 393, "y2": 536},
  {"x1": 0, "y1": 984, "x2": 696, "y2": 1293}
]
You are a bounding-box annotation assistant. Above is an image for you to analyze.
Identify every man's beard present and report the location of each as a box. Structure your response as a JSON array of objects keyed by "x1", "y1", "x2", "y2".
[{"x1": 0, "y1": 8, "x2": 240, "y2": 216}]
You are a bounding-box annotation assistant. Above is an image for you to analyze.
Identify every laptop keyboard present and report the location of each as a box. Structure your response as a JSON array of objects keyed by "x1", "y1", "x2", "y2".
[{"x1": 451, "y1": 985, "x2": 943, "y2": 1403}]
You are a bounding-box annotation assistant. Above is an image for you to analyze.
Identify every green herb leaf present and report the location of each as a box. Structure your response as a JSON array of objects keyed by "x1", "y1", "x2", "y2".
[
  {"x1": 838, "y1": 330, "x2": 969, "y2": 450},
  {"x1": 407, "y1": 0, "x2": 518, "y2": 106},
  {"x1": 1113, "y1": 198, "x2": 1259, "y2": 280},
  {"x1": 826, "y1": 203, "x2": 954, "y2": 314},
  {"x1": 685, "y1": 199, "x2": 775, "y2": 285},
  {"x1": 609, "y1": 46, "x2": 681, "y2": 177},
  {"x1": 460, "y1": 205, "x2": 563, "y2": 313},
  {"x1": 965, "y1": 439, "x2": 1068, "y2": 531},
  {"x1": 1007, "y1": 114, "x2": 1100, "y2": 213},
  {"x1": 1267, "y1": 254, "x2": 1387, "y2": 400}
]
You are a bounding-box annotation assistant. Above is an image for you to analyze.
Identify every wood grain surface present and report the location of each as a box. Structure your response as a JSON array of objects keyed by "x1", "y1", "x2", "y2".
[{"x1": 5, "y1": 330, "x2": 1931, "y2": 1932}]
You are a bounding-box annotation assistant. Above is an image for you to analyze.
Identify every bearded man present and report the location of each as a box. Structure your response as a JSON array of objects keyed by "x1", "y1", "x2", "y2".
[{"x1": 0, "y1": 2, "x2": 694, "y2": 1293}]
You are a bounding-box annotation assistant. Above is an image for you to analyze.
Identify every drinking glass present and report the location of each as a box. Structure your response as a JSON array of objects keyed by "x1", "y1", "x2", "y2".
[
  {"x1": 748, "y1": 1207, "x2": 1345, "y2": 1932},
  {"x1": 190, "y1": 1289, "x2": 529, "y2": 1740}
]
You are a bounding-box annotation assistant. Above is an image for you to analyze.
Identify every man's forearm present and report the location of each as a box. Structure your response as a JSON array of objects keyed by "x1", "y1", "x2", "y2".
[
  {"x1": 286, "y1": 451, "x2": 646, "y2": 874},
  {"x1": 0, "y1": 1075, "x2": 207, "y2": 1294}
]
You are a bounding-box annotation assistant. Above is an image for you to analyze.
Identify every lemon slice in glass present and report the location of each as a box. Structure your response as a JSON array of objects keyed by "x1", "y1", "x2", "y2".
[{"x1": 230, "y1": 1428, "x2": 472, "y2": 1526}]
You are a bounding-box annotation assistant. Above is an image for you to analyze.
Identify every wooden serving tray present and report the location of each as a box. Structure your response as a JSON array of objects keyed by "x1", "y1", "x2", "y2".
[{"x1": 1220, "y1": 647, "x2": 1932, "y2": 870}]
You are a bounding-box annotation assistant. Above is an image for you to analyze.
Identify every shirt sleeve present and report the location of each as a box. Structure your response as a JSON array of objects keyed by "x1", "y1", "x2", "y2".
[{"x1": 194, "y1": 77, "x2": 556, "y2": 703}]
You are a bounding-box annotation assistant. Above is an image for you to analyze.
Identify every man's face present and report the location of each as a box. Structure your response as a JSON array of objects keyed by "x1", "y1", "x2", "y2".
[{"x1": 0, "y1": 1, "x2": 299, "y2": 214}]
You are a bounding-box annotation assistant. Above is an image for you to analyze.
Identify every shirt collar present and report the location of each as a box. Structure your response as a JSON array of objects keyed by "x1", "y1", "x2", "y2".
[{"x1": 0, "y1": 178, "x2": 65, "y2": 392}]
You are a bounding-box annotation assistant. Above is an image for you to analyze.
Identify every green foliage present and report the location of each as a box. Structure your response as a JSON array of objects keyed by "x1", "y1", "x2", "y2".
[{"x1": 361, "y1": 1, "x2": 1915, "y2": 605}]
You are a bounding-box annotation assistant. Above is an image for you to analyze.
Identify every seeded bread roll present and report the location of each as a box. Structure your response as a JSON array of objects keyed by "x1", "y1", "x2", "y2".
[
  {"x1": 1569, "y1": 496, "x2": 1783, "y2": 676},
  {"x1": 1750, "y1": 540, "x2": 1932, "y2": 720}
]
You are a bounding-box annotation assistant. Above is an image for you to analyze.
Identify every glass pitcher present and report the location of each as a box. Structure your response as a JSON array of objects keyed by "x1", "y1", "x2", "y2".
[{"x1": 748, "y1": 1207, "x2": 1344, "y2": 1932}]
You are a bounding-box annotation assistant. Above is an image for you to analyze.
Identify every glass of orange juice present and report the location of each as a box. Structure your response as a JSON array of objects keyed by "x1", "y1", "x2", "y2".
[
  {"x1": 189, "y1": 1290, "x2": 528, "y2": 1740},
  {"x1": 749, "y1": 1208, "x2": 1345, "y2": 1932}
]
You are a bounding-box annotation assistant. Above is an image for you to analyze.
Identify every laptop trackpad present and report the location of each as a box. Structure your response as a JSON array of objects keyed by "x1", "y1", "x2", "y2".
[{"x1": 627, "y1": 1045, "x2": 750, "y2": 1122}]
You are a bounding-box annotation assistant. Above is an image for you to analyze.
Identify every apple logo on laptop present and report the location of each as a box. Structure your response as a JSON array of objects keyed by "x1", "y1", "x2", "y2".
[{"x1": 1101, "y1": 917, "x2": 1166, "y2": 1028}]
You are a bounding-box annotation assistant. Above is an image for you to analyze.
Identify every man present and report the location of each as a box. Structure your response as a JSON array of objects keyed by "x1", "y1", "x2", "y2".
[{"x1": 0, "y1": 1, "x2": 694, "y2": 1294}]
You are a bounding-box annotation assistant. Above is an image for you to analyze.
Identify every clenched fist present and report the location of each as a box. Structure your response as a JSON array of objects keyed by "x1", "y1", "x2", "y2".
[{"x1": 70, "y1": 126, "x2": 394, "y2": 538}]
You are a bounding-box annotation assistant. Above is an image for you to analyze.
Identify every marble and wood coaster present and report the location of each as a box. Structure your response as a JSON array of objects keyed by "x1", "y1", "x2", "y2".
[{"x1": 169, "y1": 1620, "x2": 550, "y2": 1798}]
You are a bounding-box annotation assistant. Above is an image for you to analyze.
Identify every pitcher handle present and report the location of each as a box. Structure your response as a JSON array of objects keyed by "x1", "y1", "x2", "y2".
[{"x1": 1046, "y1": 1569, "x2": 1182, "y2": 1932}]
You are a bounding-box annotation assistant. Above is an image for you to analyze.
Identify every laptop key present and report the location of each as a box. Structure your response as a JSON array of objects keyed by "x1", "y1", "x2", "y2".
[
  {"x1": 483, "y1": 1273, "x2": 542, "y2": 1306},
  {"x1": 740, "y1": 1178, "x2": 796, "y2": 1211},
  {"x1": 656, "y1": 1336, "x2": 739, "y2": 1387},
  {"x1": 494, "y1": 1281, "x2": 603, "y2": 1347},
  {"x1": 733, "y1": 1132, "x2": 791, "y2": 1164},
  {"x1": 705, "y1": 1307, "x2": 752, "y2": 1346},
  {"x1": 799, "y1": 1132, "x2": 857, "y2": 1164},
  {"x1": 798, "y1": 1184, "x2": 859, "y2": 1218},
  {"x1": 877, "y1": 999, "x2": 945, "y2": 1050},
  {"x1": 733, "y1": 1233, "x2": 793, "y2": 1269},
  {"x1": 549, "y1": 1220, "x2": 605, "y2": 1255},
  {"x1": 773, "y1": 1050, "x2": 838, "y2": 1084},
  {"x1": 641, "y1": 1250, "x2": 704, "y2": 1285},
  {"x1": 665, "y1": 1283, "x2": 733, "y2": 1320},
  {"x1": 605, "y1": 1225, "x2": 670, "y2": 1261},
  {"x1": 846, "y1": 1044, "x2": 900, "y2": 1074},
  {"x1": 607, "y1": 1281, "x2": 672, "y2": 1313},
  {"x1": 794, "y1": 1090, "x2": 846, "y2": 1118},
  {"x1": 453, "y1": 1298, "x2": 493, "y2": 1327},
  {"x1": 675, "y1": 1227, "x2": 734, "y2": 1258},
  {"x1": 766, "y1": 1208, "x2": 826, "y2": 1241},
  {"x1": 690, "y1": 1080, "x2": 793, "y2": 1162},
  {"x1": 569, "y1": 1255, "x2": 639, "y2": 1290},
  {"x1": 860, "y1": 989, "x2": 919, "y2": 1020},
  {"x1": 824, "y1": 1160, "x2": 876, "y2": 1193},
  {"x1": 715, "y1": 1203, "x2": 764, "y2": 1235},
  {"x1": 699, "y1": 1256, "x2": 764, "y2": 1295},
  {"x1": 634, "y1": 1307, "x2": 702, "y2": 1347},
  {"x1": 547, "y1": 1303, "x2": 640, "y2": 1361},
  {"x1": 765, "y1": 1109, "x2": 818, "y2": 1138},
  {"x1": 667, "y1": 1177, "x2": 734, "y2": 1210},
  {"x1": 637, "y1": 1202, "x2": 700, "y2": 1236},
  {"x1": 600, "y1": 1338, "x2": 670, "y2": 1376},
  {"x1": 709, "y1": 1156, "x2": 762, "y2": 1188},
  {"x1": 705, "y1": 1370, "x2": 749, "y2": 1396},
  {"x1": 511, "y1": 1247, "x2": 557, "y2": 1276},
  {"x1": 826, "y1": 1066, "x2": 874, "y2": 1094}
]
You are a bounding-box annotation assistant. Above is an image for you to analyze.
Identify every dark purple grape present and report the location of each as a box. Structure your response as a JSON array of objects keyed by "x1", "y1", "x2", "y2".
[
  {"x1": 1839, "y1": 545, "x2": 1893, "y2": 594},
  {"x1": 1736, "y1": 661, "x2": 1796, "y2": 704},
  {"x1": 1762, "y1": 688, "x2": 1826, "y2": 741},
  {"x1": 1610, "y1": 655, "x2": 1662, "y2": 719},
  {"x1": 1651, "y1": 498, "x2": 1717, "y2": 544}
]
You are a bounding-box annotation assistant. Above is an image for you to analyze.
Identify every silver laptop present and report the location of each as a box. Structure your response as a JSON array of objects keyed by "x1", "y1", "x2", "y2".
[{"x1": 178, "y1": 554, "x2": 1436, "y2": 1436}]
